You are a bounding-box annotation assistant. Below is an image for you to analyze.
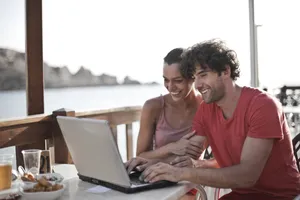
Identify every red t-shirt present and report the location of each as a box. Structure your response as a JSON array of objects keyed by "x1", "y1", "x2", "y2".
[{"x1": 193, "y1": 87, "x2": 300, "y2": 199}]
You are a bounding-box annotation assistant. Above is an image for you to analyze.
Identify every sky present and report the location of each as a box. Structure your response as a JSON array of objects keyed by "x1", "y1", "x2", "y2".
[{"x1": 0, "y1": 0, "x2": 300, "y2": 87}]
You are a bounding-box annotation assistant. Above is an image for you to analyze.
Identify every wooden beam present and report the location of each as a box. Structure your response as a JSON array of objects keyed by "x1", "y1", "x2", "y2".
[
  {"x1": 0, "y1": 114, "x2": 51, "y2": 127},
  {"x1": 76, "y1": 106, "x2": 141, "y2": 117},
  {"x1": 110, "y1": 125, "x2": 118, "y2": 145},
  {"x1": 0, "y1": 121, "x2": 52, "y2": 148},
  {"x1": 0, "y1": 115, "x2": 52, "y2": 148},
  {"x1": 126, "y1": 123, "x2": 134, "y2": 160},
  {"x1": 25, "y1": 0, "x2": 44, "y2": 115},
  {"x1": 77, "y1": 109, "x2": 141, "y2": 126},
  {"x1": 16, "y1": 0, "x2": 44, "y2": 167}
]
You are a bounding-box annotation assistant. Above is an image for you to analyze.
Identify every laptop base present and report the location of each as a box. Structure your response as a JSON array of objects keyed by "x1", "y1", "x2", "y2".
[{"x1": 78, "y1": 173, "x2": 177, "y2": 194}]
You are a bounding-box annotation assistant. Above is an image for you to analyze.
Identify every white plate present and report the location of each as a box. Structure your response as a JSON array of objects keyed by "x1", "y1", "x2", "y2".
[
  {"x1": 0, "y1": 181, "x2": 21, "y2": 199},
  {"x1": 20, "y1": 183, "x2": 65, "y2": 200}
]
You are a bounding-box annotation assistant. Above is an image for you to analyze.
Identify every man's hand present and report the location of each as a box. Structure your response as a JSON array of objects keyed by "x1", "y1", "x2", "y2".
[
  {"x1": 125, "y1": 157, "x2": 158, "y2": 174},
  {"x1": 170, "y1": 131, "x2": 203, "y2": 159},
  {"x1": 170, "y1": 156, "x2": 194, "y2": 168},
  {"x1": 141, "y1": 162, "x2": 185, "y2": 183}
]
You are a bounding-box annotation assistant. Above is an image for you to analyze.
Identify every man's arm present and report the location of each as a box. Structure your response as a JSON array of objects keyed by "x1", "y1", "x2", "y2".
[
  {"x1": 126, "y1": 135, "x2": 208, "y2": 173},
  {"x1": 182, "y1": 137, "x2": 274, "y2": 188},
  {"x1": 143, "y1": 137, "x2": 274, "y2": 187}
]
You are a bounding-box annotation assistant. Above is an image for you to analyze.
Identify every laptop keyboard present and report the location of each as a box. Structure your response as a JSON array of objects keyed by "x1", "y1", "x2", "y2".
[{"x1": 129, "y1": 171, "x2": 147, "y2": 185}]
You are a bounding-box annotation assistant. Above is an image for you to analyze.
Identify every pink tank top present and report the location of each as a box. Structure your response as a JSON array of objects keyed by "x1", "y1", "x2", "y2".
[{"x1": 154, "y1": 95, "x2": 193, "y2": 148}]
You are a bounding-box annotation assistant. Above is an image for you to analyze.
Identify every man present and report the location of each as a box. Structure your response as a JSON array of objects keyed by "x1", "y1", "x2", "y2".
[{"x1": 126, "y1": 39, "x2": 300, "y2": 199}]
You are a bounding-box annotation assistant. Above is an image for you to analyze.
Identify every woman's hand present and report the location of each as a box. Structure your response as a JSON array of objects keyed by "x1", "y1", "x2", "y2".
[
  {"x1": 125, "y1": 157, "x2": 159, "y2": 174},
  {"x1": 170, "y1": 156, "x2": 219, "y2": 169},
  {"x1": 169, "y1": 131, "x2": 203, "y2": 159}
]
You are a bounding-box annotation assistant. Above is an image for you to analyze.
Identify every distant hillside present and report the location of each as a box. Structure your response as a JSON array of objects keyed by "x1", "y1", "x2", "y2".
[{"x1": 0, "y1": 48, "x2": 158, "y2": 90}]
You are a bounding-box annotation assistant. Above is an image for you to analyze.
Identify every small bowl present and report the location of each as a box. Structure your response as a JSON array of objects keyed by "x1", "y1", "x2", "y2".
[
  {"x1": 36, "y1": 173, "x2": 64, "y2": 184},
  {"x1": 20, "y1": 183, "x2": 65, "y2": 200},
  {"x1": 20, "y1": 181, "x2": 36, "y2": 188}
]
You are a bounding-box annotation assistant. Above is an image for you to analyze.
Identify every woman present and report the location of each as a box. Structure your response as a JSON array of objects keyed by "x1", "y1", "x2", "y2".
[
  {"x1": 126, "y1": 48, "x2": 218, "y2": 199},
  {"x1": 136, "y1": 48, "x2": 203, "y2": 162}
]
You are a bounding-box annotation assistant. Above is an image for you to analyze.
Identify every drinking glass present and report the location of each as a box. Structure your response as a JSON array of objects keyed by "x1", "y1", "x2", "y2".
[
  {"x1": 21, "y1": 149, "x2": 42, "y2": 177},
  {"x1": 0, "y1": 154, "x2": 13, "y2": 190}
]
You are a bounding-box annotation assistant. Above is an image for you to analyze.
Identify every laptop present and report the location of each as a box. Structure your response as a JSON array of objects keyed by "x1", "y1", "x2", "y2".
[{"x1": 56, "y1": 116, "x2": 176, "y2": 193}]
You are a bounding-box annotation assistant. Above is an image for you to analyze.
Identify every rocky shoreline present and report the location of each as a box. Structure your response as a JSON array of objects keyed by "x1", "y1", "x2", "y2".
[{"x1": 0, "y1": 48, "x2": 158, "y2": 91}]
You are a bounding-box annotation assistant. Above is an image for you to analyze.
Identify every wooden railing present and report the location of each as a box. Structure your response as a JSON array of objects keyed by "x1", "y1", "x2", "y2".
[{"x1": 0, "y1": 106, "x2": 141, "y2": 167}]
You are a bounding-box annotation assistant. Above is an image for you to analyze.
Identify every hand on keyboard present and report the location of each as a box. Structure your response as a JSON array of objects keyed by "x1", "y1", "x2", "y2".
[{"x1": 125, "y1": 157, "x2": 159, "y2": 174}]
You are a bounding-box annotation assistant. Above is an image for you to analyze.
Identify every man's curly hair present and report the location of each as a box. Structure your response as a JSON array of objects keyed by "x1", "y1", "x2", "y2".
[{"x1": 180, "y1": 39, "x2": 240, "y2": 80}]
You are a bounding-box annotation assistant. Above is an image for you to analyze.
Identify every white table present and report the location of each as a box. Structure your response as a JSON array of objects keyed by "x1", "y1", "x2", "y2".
[
  {"x1": 57, "y1": 177, "x2": 194, "y2": 200},
  {"x1": 53, "y1": 164, "x2": 195, "y2": 200}
]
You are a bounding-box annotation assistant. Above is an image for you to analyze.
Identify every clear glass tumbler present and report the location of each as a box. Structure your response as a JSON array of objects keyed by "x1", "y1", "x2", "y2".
[{"x1": 21, "y1": 149, "x2": 42, "y2": 177}]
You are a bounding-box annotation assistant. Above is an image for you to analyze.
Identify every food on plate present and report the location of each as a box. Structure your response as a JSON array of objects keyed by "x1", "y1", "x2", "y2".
[
  {"x1": 37, "y1": 176, "x2": 52, "y2": 187},
  {"x1": 20, "y1": 173, "x2": 35, "y2": 182},
  {"x1": 23, "y1": 177, "x2": 63, "y2": 193}
]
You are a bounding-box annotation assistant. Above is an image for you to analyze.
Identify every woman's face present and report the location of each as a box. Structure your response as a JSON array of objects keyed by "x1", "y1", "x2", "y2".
[{"x1": 163, "y1": 63, "x2": 194, "y2": 102}]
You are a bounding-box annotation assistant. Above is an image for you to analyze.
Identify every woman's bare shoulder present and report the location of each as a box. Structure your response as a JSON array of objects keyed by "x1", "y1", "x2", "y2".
[
  {"x1": 143, "y1": 95, "x2": 164, "y2": 111},
  {"x1": 141, "y1": 95, "x2": 166, "y2": 122}
]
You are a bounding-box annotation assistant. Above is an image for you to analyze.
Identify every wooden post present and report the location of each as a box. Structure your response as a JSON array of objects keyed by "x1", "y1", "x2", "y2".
[
  {"x1": 110, "y1": 125, "x2": 118, "y2": 148},
  {"x1": 52, "y1": 109, "x2": 75, "y2": 164},
  {"x1": 126, "y1": 124, "x2": 134, "y2": 160},
  {"x1": 16, "y1": 0, "x2": 44, "y2": 167},
  {"x1": 110, "y1": 125, "x2": 118, "y2": 142},
  {"x1": 26, "y1": 0, "x2": 44, "y2": 115}
]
